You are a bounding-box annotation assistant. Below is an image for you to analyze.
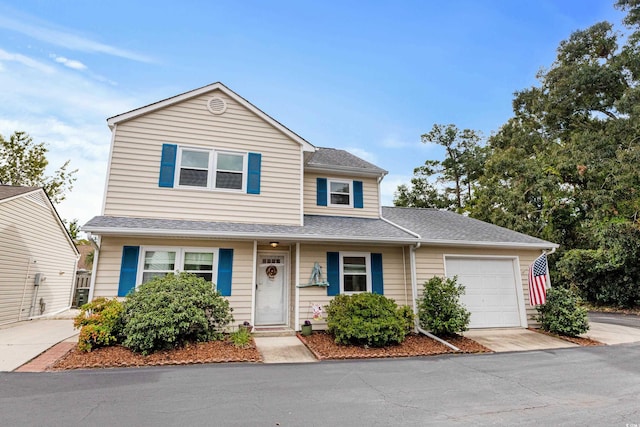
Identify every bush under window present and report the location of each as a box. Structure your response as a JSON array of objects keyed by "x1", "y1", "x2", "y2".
[
  {"x1": 325, "y1": 293, "x2": 412, "y2": 347},
  {"x1": 121, "y1": 272, "x2": 234, "y2": 355}
]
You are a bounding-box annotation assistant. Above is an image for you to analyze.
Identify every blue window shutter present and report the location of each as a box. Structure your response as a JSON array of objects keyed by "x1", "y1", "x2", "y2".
[
  {"x1": 247, "y1": 152, "x2": 261, "y2": 194},
  {"x1": 353, "y1": 180, "x2": 364, "y2": 208},
  {"x1": 118, "y1": 246, "x2": 140, "y2": 297},
  {"x1": 158, "y1": 144, "x2": 177, "y2": 188},
  {"x1": 327, "y1": 252, "x2": 340, "y2": 296},
  {"x1": 317, "y1": 178, "x2": 327, "y2": 206},
  {"x1": 217, "y1": 249, "x2": 234, "y2": 296},
  {"x1": 371, "y1": 253, "x2": 384, "y2": 294}
]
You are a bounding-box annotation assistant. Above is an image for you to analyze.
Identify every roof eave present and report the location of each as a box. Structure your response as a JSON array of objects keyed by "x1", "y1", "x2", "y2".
[
  {"x1": 305, "y1": 165, "x2": 388, "y2": 178},
  {"x1": 81, "y1": 226, "x2": 417, "y2": 245},
  {"x1": 419, "y1": 238, "x2": 559, "y2": 250}
]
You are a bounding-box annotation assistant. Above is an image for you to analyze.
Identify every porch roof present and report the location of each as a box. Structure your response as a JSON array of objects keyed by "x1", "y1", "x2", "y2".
[{"x1": 82, "y1": 214, "x2": 418, "y2": 244}]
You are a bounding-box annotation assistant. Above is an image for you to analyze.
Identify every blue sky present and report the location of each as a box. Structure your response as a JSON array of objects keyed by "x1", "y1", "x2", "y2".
[{"x1": 0, "y1": 0, "x2": 626, "y2": 226}]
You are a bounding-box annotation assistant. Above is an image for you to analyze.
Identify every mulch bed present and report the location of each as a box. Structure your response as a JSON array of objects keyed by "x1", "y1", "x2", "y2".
[
  {"x1": 297, "y1": 332, "x2": 491, "y2": 360},
  {"x1": 50, "y1": 339, "x2": 262, "y2": 370},
  {"x1": 528, "y1": 328, "x2": 603, "y2": 346}
]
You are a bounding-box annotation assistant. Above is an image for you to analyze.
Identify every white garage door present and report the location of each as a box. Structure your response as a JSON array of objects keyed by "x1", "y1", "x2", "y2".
[{"x1": 445, "y1": 257, "x2": 523, "y2": 328}]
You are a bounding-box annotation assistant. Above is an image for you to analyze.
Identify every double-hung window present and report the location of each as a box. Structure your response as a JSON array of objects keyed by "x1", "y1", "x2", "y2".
[
  {"x1": 176, "y1": 147, "x2": 246, "y2": 191},
  {"x1": 328, "y1": 179, "x2": 352, "y2": 207},
  {"x1": 340, "y1": 252, "x2": 371, "y2": 293},
  {"x1": 138, "y1": 247, "x2": 218, "y2": 287}
]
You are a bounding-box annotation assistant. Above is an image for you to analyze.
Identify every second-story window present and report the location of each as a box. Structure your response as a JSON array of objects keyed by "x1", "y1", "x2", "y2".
[
  {"x1": 179, "y1": 149, "x2": 210, "y2": 187},
  {"x1": 215, "y1": 152, "x2": 244, "y2": 190},
  {"x1": 176, "y1": 147, "x2": 246, "y2": 191},
  {"x1": 328, "y1": 179, "x2": 352, "y2": 207}
]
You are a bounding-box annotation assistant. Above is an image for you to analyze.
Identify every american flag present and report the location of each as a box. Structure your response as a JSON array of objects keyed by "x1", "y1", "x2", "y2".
[{"x1": 528, "y1": 254, "x2": 549, "y2": 306}]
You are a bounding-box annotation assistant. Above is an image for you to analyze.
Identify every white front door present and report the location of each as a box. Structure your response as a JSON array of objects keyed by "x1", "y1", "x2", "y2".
[{"x1": 255, "y1": 253, "x2": 288, "y2": 325}]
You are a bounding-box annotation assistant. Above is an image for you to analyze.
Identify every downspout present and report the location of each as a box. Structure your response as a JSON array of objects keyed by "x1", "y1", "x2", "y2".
[
  {"x1": 87, "y1": 235, "x2": 100, "y2": 302},
  {"x1": 410, "y1": 242, "x2": 460, "y2": 351},
  {"x1": 295, "y1": 242, "x2": 300, "y2": 331}
]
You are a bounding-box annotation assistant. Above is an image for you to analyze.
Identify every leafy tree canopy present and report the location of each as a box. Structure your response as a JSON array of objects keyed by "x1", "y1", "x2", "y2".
[{"x1": 0, "y1": 131, "x2": 77, "y2": 204}]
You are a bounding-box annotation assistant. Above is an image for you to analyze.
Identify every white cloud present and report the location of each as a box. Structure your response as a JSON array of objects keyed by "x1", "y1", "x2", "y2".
[
  {"x1": 0, "y1": 48, "x2": 142, "y2": 226},
  {"x1": 51, "y1": 54, "x2": 87, "y2": 70},
  {"x1": 0, "y1": 48, "x2": 54, "y2": 73},
  {"x1": 0, "y1": 10, "x2": 153, "y2": 63}
]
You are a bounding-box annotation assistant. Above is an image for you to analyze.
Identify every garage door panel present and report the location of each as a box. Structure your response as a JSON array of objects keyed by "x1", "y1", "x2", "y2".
[{"x1": 446, "y1": 257, "x2": 523, "y2": 328}]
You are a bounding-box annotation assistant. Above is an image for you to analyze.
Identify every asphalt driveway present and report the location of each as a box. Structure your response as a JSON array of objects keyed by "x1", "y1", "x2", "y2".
[
  {"x1": 589, "y1": 311, "x2": 640, "y2": 329},
  {"x1": 2, "y1": 344, "x2": 639, "y2": 426}
]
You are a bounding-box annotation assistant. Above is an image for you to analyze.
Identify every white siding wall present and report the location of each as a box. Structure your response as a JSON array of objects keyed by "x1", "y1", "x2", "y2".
[
  {"x1": 303, "y1": 173, "x2": 380, "y2": 218},
  {"x1": 414, "y1": 246, "x2": 543, "y2": 327},
  {"x1": 93, "y1": 237, "x2": 255, "y2": 324},
  {"x1": 0, "y1": 196, "x2": 77, "y2": 325},
  {"x1": 104, "y1": 91, "x2": 303, "y2": 225},
  {"x1": 297, "y1": 244, "x2": 411, "y2": 329}
]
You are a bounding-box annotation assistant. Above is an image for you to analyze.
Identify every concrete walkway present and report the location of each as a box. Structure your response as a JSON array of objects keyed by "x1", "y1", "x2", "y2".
[
  {"x1": 583, "y1": 321, "x2": 640, "y2": 345},
  {"x1": 253, "y1": 336, "x2": 317, "y2": 363},
  {"x1": 0, "y1": 319, "x2": 78, "y2": 372},
  {"x1": 464, "y1": 328, "x2": 578, "y2": 352}
]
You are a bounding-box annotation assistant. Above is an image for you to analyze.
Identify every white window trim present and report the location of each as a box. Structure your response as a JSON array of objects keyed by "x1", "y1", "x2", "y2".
[
  {"x1": 339, "y1": 251, "x2": 371, "y2": 294},
  {"x1": 327, "y1": 178, "x2": 353, "y2": 208},
  {"x1": 136, "y1": 246, "x2": 219, "y2": 289},
  {"x1": 174, "y1": 146, "x2": 247, "y2": 192}
]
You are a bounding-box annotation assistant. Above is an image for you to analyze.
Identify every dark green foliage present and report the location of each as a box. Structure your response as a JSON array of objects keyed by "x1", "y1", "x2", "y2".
[
  {"x1": 536, "y1": 287, "x2": 589, "y2": 337},
  {"x1": 229, "y1": 327, "x2": 252, "y2": 348},
  {"x1": 74, "y1": 297, "x2": 124, "y2": 352},
  {"x1": 557, "y1": 222, "x2": 640, "y2": 307},
  {"x1": 121, "y1": 273, "x2": 233, "y2": 355},
  {"x1": 418, "y1": 276, "x2": 470, "y2": 336},
  {"x1": 397, "y1": 304, "x2": 416, "y2": 333},
  {"x1": 325, "y1": 293, "x2": 411, "y2": 347}
]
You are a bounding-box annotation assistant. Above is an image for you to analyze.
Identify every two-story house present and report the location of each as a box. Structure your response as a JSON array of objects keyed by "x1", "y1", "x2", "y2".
[{"x1": 83, "y1": 82, "x2": 557, "y2": 332}]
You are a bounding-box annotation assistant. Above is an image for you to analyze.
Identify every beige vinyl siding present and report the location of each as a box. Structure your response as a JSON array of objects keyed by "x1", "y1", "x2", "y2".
[
  {"x1": 93, "y1": 237, "x2": 255, "y2": 323},
  {"x1": 297, "y1": 244, "x2": 411, "y2": 329},
  {"x1": 103, "y1": 90, "x2": 302, "y2": 225},
  {"x1": 0, "y1": 196, "x2": 76, "y2": 325},
  {"x1": 414, "y1": 246, "x2": 543, "y2": 327},
  {"x1": 303, "y1": 173, "x2": 380, "y2": 218}
]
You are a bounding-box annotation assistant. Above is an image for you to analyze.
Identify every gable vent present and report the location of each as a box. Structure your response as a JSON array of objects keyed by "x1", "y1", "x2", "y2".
[
  {"x1": 207, "y1": 96, "x2": 227, "y2": 115},
  {"x1": 25, "y1": 191, "x2": 47, "y2": 208}
]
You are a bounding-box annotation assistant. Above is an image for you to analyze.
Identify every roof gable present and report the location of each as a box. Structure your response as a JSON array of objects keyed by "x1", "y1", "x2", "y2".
[
  {"x1": 0, "y1": 185, "x2": 40, "y2": 201},
  {"x1": 107, "y1": 82, "x2": 316, "y2": 152}
]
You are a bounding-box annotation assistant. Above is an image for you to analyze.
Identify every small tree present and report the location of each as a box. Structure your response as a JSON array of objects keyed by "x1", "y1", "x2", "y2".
[
  {"x1": 121, "y1": 273, "x2": 233, "y2": 354},
  {"x1": 536, "y1": 287, "x2": 589, "y2": 337},
  {"x1": 418, "y1": 276, "x2": 470, "y2": 336},
  {"x1": 0, "y1": 131, "x2": 77, "y2": 204}
]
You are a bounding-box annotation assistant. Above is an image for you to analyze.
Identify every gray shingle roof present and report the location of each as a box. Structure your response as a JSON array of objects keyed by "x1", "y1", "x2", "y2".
[
  {"x1": 83, "y1": 214, "x2": 417, "y2": 243},
  {"x1": 0, "y1": 185, "x2": 40, "y2": 201},
  {"x1": 305, "y1": 148, "x2": 387, "y2": 176},
  {"x1": 382, "y1": 207, "x2": 557, "y2": 247}
]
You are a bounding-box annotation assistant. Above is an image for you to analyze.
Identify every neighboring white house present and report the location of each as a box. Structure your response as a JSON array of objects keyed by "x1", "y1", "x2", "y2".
[
  {"x1": 0, "y1": 185, "x2": 79, "y2": 325},
  {"x1": 83, "y1": 82, "x2": 558, "y2": 332}
]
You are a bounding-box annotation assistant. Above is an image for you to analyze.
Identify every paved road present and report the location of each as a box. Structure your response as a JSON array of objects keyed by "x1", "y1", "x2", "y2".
[
  {"x1": 589, "y1": 311, "x2": 640, "y2": 329},
  {"x1": 2, "y1": 344, "x2": 640, "y2": 426}
]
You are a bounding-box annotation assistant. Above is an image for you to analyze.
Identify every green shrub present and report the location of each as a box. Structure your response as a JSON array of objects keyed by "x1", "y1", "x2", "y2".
[
  {"x1": 398, "y1": 305, "x2": 416, "y2": 333},
  {"x1": 325, "y1": 293, "x2": 410, "y2": 347},
  {"x1": 536, "y1": 287, "x2": 589, "y2": 337},
  {"x1": 121, "y1": 273, "x2": 234, "y2": 355},
  {"x1": 418, "y1": 276, "x2": 470, "y2": 336},
  {"x1": 74, "y1": 297, "x2": 123, "y2": 352}
]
